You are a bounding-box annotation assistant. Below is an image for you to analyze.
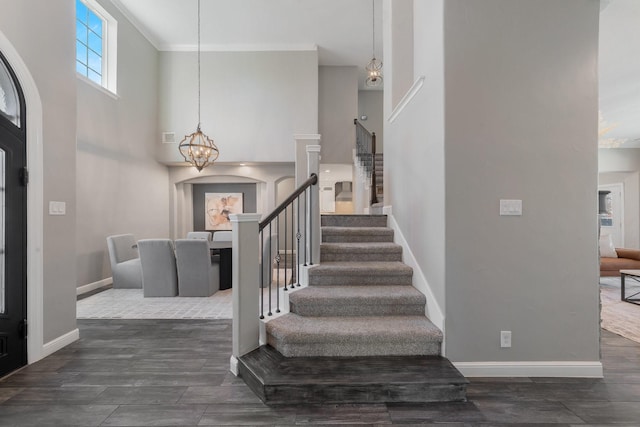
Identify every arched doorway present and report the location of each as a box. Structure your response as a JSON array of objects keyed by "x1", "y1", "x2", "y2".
[{"x1": 0, "y1": 50, "x2": 27, "y2": 377}]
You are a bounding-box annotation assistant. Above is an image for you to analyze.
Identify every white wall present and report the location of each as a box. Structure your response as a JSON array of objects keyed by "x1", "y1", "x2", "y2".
[
  {"x1": 443, "y1": 0, "x2": 600, "y2": 363},
  {"x1": 0, "y1": 0, "x2": 77, "y2": 343},
  {"x1": 599, "y1": 148, "x2": 640, "y2": 249},
  {"x1": 358, "y1": 90, "x2": 384, "y2": 151},
  {"x1": 318, "y1": 66, "x2": 358, "y2": 164},
  {"x1": 76, "y1": 0, "x2": 170, "y2": 289},
  {"x1": 158, "y1": 50, "x2": 318, "y2": 164},
  {"x1": 384, "y1": 0, "x2": 446, "y2": 318}
]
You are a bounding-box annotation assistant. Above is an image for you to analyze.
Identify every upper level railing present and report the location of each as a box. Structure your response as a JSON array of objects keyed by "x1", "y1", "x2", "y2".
[
  {"x1": 257, "y1": 173, "x2": 318, "y2": 319},
  {"x1": 354, "y1": 118, "x2": 378, "y2": 205}
]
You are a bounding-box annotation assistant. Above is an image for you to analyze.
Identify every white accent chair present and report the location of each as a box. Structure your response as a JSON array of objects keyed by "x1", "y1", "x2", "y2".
[
  {"x1": 138, "y1": 239, "x2": 179, "y2": 297},
  {"x1": 106, "y1": 234, "x2": 143, "y2": 289},
  {"x1": 212, "y1": 231, "x2": 232, "y2": 242},
  {"x1": 175, "y1": 239, "x2": 220, "y2": 297},
  {"x1": 187, "y1": 231, "x2": 212, "y2": 241}
]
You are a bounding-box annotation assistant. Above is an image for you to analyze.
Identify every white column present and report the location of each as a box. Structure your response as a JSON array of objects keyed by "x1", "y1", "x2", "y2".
[
  {"x1": 307, "y1": 145, "x2": 321, "y2": 265},
  {"x1": 294, "y1": 134, "x2": 321, "y2": 271},
  {"x1": 229, "y1": 213, "x2": 261, "y2": 375}
]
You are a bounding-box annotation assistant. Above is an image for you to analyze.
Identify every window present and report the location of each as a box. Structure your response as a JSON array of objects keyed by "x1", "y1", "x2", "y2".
[{"x1": 75, "y1": 0, "x2": 117, "y2": 94}]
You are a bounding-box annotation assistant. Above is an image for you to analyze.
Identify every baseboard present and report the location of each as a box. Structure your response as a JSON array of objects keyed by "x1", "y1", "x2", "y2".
[
  {"x1": 387, "y1": 212, "x2": 445, "y2": 331},
  {"x1": 42, "y1": 328, "x2": 79, "y2": 358},
  {"x1": 77, "y1": 278, "x2": 112, "y2": 296},
  {"x1": 454, "y1": 361, "x2": 604, "y2": 378},
  {"x1": 230, "y1": 355, "x2": 239, "y2": 376}
]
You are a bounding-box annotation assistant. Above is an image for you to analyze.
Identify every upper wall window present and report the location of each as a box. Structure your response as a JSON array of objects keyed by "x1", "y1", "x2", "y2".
[{"x1": 76, "y1": 0, "x2": 117, "y2": 94}]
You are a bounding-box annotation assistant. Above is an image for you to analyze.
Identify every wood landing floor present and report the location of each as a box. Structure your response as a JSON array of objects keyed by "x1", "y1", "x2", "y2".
[{"x1": 0, "y1": 319, "x2": 639, "y2": 426}]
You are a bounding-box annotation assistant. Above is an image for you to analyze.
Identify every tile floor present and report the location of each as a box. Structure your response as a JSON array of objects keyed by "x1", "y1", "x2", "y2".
[{"x1": 0, "y1": 319, "x2": 639, "y2": 426}]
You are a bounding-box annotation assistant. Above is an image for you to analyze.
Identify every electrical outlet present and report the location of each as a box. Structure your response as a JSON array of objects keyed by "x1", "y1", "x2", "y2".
[{"x1": 500, "y1": 330, "x2": 512, "y2": 348}]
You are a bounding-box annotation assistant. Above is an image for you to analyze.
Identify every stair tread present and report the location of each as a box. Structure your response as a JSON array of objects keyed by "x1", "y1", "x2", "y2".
[
  {"x1": 321, "y1": 242, "x2": 402, "y2": 252},
  {"x1": 322, "y1": 226, "x2": 393, "y2": 234},
  {"x1": 309, "y1": 261, "x2": 412, "y2": 275},
  {"x1": 267, "y1": 314, "x2": 442, "y2": 344},
  {"x1": 290, "y1": 285, "x2": 424, "y2": 306}
]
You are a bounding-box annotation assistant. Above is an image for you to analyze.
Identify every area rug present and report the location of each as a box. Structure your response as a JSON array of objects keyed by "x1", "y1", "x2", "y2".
[{"x1": 600, "y1": 277, "x2": 640, "y2": 344}]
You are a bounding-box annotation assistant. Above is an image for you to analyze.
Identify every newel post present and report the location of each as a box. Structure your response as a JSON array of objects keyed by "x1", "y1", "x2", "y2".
[
  {"x1": 307, "y1": 145, "x2": 321, "y2": 265},
  {"x1": 229, "y1": 213, "x2": 261, "y2": 375}
]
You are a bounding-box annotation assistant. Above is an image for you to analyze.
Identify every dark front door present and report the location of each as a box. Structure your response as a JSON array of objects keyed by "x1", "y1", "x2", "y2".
[{"x1": 0, "y1": 51, "x2": 27, "y2": 378}]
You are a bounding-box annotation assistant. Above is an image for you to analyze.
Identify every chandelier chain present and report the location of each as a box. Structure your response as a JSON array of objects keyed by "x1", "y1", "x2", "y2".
[
  {"x1": 371, "y1": 0, "x2": 375, "y2": 58},
  {"x1": 197, "y1": 0, "x2": 201, "y2": 128}
]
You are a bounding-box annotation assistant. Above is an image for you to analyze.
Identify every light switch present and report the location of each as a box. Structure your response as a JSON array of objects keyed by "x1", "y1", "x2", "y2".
[
  {"x1": 500, "y1": 199, "x2": 522, "y2": 216},
  {"x1": 49, "y1": 201, "x2": 66, "y2": 215}
]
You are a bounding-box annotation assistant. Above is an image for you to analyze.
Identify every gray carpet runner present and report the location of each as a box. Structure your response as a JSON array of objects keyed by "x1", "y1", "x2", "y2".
[{"x1": 265, "y1": 214, "x2": 443, "y2": 357}]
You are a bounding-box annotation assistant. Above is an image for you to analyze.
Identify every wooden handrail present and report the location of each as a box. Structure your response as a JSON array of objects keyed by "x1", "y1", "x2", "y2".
[{"x1": 258, "y1": 173, "x2": 318, "y2": 231}]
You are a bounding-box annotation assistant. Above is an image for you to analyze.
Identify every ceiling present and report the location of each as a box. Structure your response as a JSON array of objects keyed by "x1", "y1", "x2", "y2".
[
  {"x1": 111, "y1": 0, "x2": 639, "y2": 144},
  {"x1": 111, "y1": 0, "x2": 384, "y2": 90}
]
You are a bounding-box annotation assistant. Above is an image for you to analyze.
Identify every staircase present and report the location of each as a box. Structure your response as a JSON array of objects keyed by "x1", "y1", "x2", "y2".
[
  {"x1": 372, "y1": 152, "x2": 383, "y2": 207},
  {"x1": 238, "y1": 214, "x2": 467, "y2": 404}
]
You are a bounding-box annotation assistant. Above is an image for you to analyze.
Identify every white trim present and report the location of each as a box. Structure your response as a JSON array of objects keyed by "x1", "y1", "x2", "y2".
[
  {"x1": 229, "y1": 213, "x2": 262, "y2": 223},
  {"x1": 388, "y1": 213, "x2": 445, "y2": 331},
  {"x1": 0, "y1": 30, "x2": 46, "y2": 365},
  {"x1": 76, "y1": 278, "x2": 112, "y2": 296},
  {"x1": 163, "y1": 43, "x2": 318, "y2": 53},
  {"x1": 454, "y1": 361, "x2": 604, "y2": 378},
  {"x1": 229, "y1": 355, "x2": 239, "y2": 376},
  {"x1": 388, "y1": 76, "x2": 425, "y2": 124},
  {"x1": 42, "y1": 329, "x2": 80, "y2": 359},
  {"x1": 294, "y1": 134, "x2": 322, "y2": 141},
  {"x1": 76, "y1": 74, "x2": 119, "y2": 100}
]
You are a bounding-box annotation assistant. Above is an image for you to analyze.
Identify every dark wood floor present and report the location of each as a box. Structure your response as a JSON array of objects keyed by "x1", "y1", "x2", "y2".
[{"x1": 1, "y1": 319, "x2": 639, "y2": 426}]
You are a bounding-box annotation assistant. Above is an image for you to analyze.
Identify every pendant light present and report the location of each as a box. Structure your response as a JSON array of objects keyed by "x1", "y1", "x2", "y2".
[
  {"x1": 365, "y1": 0, "x2": 382, "y2": 87},
  {"x1": 178, "y1": 0, "x2": 220, "y2": 171}
]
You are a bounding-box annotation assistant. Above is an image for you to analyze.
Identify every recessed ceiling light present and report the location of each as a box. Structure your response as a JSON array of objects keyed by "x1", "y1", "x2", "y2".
[
  {"x1": 324, "y1": 169, "x2": 331, "y2": 173},
  {"x1": 239, "y1": 163, "x2": 246, "y2": 166}
]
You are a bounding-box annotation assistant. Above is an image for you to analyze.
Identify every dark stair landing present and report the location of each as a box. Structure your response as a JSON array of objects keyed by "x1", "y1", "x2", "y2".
[{"x1": 238, "y1": 345, "x2": 468, "y2": 404}]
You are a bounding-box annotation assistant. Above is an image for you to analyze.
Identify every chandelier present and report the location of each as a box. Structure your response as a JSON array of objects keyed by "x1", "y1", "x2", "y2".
[
  {"x1": 179, "y1": 0, "x2": 219, "y2": 171},
  {"x1": 365, "y1": 0, "x2": 382, "y2": 87}
]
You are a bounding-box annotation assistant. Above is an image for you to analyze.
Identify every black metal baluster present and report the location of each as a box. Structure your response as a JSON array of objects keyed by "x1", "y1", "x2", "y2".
[
  {"x1": 268, "y1": 222, "x2": 273, "y2": 316},
  {"x1": 309, "y1": 186, "x2": 314, "y2": 266},
  {"x1": 276, "y1": 216, "x2": 281, "y2": 313},
  {"x1": 283, "y1": 206, "x2": 288, "y2": 292},
  {"x1": 296, "y1": 197, "x2": 301, "y2": 286},
  {"x1": 259, "y1": 230, "x2": 264, "y2": 319},
  {"x1": 303, "y1": 188, "x2": 308, "y2": 267}
]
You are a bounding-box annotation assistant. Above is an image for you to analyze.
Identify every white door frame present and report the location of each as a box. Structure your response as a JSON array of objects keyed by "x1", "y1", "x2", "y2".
[
  {"x1": 599, "y1": 182, "x2": 625, "y2": 248},
  {"x1": 0, "y1": 30, "x2": 45, "y2": 364}
]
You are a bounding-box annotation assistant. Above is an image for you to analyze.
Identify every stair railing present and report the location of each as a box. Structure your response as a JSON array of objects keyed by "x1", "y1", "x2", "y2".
[
  {"x1": 354, "y1": 119, "x2": 378, "y2": 205},
  {"x1": 258, "y1": 173, "x2": 318, "y2": 319}
]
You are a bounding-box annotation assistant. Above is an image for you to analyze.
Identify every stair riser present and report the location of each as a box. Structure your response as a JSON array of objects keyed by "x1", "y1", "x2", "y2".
[
  {"x1": 321, "y1": 215, "x2": 387, "y2": 228},
  {"x1": 259, "y1": 383, "x2": 467, "y2": 404},
  {"x1": 308, "y1": 274, "x2": 413, "y2": 286},
  {"x1": 320, "y1": 251, "x2": 402, "y2": 262},
  {"x1": 290, "y1": 303, "x2": 424, "y2": 317},
  {"x1": 268, "y1": 336, "x2": 441, "y2": 357}
]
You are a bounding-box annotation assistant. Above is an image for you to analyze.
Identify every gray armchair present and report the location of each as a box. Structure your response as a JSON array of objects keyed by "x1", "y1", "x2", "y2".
[
  {"x1": 213, "y1": 231, "x2": 232, "y2": 242},
  {"x1": 106, "y1": 234, "x2": 143, "y2": 289},
  {"x1": 138, "y1": 239, "x2": 178, "y2": 297},
  {"x1": 175, "y1": 239, "x2": 220, "y2": 297}
]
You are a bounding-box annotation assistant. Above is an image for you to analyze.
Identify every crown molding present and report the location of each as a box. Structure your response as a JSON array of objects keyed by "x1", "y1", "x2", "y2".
[{"x1": 164, "y1": 43, "x2": 318, "y2": 53}]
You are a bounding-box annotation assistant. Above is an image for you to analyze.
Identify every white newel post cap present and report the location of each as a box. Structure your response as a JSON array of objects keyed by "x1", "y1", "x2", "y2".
[{"x1": 229, "y1": 213, "x2": 262, "y2": 223}]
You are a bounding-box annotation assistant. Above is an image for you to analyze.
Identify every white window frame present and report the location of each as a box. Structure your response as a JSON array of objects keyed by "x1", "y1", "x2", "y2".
[{"x1": 77, "y1": 0, "x2": 118, "y2": 95}]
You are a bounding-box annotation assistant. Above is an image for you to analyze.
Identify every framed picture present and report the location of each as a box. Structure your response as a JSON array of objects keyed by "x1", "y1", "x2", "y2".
[{"x1": 205, "y1": 193, "x2": 243, "y2": 230}]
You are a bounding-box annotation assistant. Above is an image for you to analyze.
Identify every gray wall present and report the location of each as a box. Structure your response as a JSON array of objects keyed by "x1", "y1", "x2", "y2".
[
  {"x1": 385, "y1": 0, "x2": 600, "y2": 364},
  {"x1": 0, "y1": 0, "x2": 77, "y2": 342},
  {"x1": 319, "y1": 66, "x2": 358, "y2": 164},
  {"x1": 75, "y1": 0, "x2": 170, "y2": 288},
  {"x1": 192, "y1": 183, "x2": 257, "y2": 231},
  {"x1": 158, "y1": 50, "x2": 318, "y2": 164},
  {"x1": 443, "y1": 0, "x2": 599, "y2": 362},
  {"x1": 358, "y1": 90, "x2": 384, "y2": 152}
]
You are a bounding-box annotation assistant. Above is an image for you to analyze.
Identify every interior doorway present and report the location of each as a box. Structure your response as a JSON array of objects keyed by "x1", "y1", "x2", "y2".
[
  {"x1": 599, "y1": 183, "x2": 624, "y2": 248},
  {"x1": 0, "y1": 51, "x2": 27, "y2": 377}
]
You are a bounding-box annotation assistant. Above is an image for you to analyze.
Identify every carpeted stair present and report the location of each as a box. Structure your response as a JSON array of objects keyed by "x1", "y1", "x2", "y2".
[{"x1": 238, "y1": 214, "x2": 468, "y2": 403}]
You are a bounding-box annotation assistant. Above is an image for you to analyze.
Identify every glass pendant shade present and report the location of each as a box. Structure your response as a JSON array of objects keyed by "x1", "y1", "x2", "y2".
[
  {"x1": 365, "y1": 57, "x2": 383, "y2": 87},
  {"x1": 179, "y1": 125, "x2": 219, "y2": 172}
]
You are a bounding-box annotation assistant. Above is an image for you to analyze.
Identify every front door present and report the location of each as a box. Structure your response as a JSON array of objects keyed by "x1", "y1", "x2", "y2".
[{"x1": 0, "y1": 51, "x2": 27, "y2": 378}]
